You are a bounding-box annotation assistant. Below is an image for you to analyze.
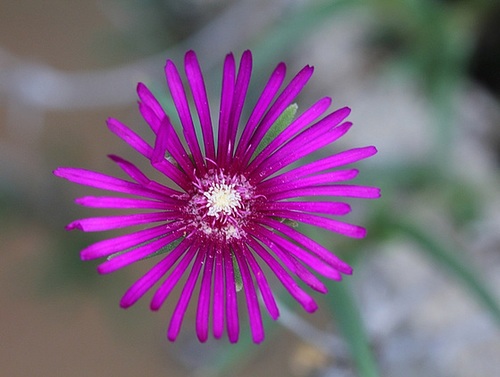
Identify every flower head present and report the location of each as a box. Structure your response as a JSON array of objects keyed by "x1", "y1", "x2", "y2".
[{"x1": 54, "y1": 50, "x2": 380, "y2": 343}]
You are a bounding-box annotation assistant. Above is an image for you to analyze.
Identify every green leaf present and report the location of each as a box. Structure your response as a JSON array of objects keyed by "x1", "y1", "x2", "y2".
[
  {"x1": 325, "y1": 280, "x2": 380, "y2": 377},
  {"x1": 253, "y1": 103, "x2": 298, "y2": 158},
  {"x1": 107, "y1": 236, "x2": 183, "y2": 261},
  {"x1": 232, "y1": 250, "x2": 243, "y2": 292}
]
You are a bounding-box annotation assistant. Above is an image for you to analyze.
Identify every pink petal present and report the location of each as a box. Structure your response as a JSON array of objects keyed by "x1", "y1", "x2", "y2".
[
  {"x1": 165, "y1": 59, "x2": 205, "y2": 173},
  {"x1": 75, "y1": 196, "x2": 180, "y2": 210},
  {"x1": 242, "y1": 244, "x2": 279, "y2": 320},
  {"x1": 258, "y1": 169, "x2": 359, "y2": 196},
  {"x1": 212, "y1": 249, "x2": 224, "y2": 339},
  {"x1": 238, "y1": 65, "x2": 314, "y2": 169},
  {"x1": 262, "y1": 210, "x2": 367, "y2": 239},
  {"x1": 253, "y1": 225, "x2": 342, "y2": 281},
  {"x1": 224, "y1": 245, "x2": 239, "y2": 343},
  {"x1": 225, "y1": 50, "x2": 252, "y2": 165},
  {"x1": 248, "y1": 121, "x2": 352, "y2": 182},
  {"x1": 261, "y1": 146, "x2": 378, "y2": 190},
  {"x1": 120, "y1": 237, "x2": 193, "y2": 308},
  {"x1": 255, "y1": 201, "x2": 351, "y2": 216},
  {"x1": 168, "y1": 245, "x2": 206, "y2": 341},
  {"x1": 80, "y1": 223, "x2": 180, "y2": 260},
  {"x1": 97, "y1": 228, "x2": 185, "y2": 274},
  {"x1": 234, "y1": 243, "x2": 264, "y2": 343},
  {"x1": 66, "y1": 211, "x2": 181, "y2": 232},
  {"x1": 267, "y1": 185, "x2": 382, "y2": 201},
  {"x1": 258, "y1": 217, "x2": 352, "y2": 275},
  {"x1": 233, "y1": 62, "x2": 287, "y2": 168},
  {"x1": 150, "y1": 241, "x2": 198, "y2": 311},
  {"x1": 196, "y1": 246, "x2": 215, "y2": 342},
  {"x1": 54, "y1": 167, "x2": 167, "y2": 201},
  {"x1": 136, "y1": 83, "x2": 166, "y2": 124},
  {"x1": 184, "y1": 50, "x2": 216, "y2": 161},
  {"x1": 217, "y1": 53, "x2": 236, "y2": 167},
  {"x1": 247, "y1": 237, "x2": 318, "y2": 313}
]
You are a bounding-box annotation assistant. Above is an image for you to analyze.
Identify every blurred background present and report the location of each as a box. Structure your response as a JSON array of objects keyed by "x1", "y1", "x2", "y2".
[{"x1": 1, "y1": 0, "x2": 500, "y2": 376}]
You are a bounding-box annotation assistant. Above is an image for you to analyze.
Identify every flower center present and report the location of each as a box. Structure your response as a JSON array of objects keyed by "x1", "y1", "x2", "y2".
[
  {"x1": 187, "y1": 171, "x2": 254, "y2": 241},
  {"x1": 204, "y1": 182, "x2": 242, "y2": 218}
]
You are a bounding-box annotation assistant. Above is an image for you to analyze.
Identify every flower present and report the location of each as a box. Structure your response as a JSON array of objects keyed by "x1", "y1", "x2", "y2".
[{"x1": 54, "y1": 50, "x2": 380, "y2": 344}]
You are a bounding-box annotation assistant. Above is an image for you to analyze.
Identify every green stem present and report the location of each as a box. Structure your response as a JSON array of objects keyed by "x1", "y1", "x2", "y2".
[{"x1": 325, "y1": 280, "x2": 380, "y2": 377}]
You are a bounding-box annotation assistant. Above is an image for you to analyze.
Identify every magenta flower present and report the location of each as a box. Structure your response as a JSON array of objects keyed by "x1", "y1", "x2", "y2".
[{"x1": 54, "y1": 50, "x2": 379, "y2": 343}]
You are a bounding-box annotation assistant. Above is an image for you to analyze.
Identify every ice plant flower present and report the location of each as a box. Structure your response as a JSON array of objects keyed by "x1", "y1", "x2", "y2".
[{"x1": 54, "y1": 50, "x2": 380, "y2": 344}]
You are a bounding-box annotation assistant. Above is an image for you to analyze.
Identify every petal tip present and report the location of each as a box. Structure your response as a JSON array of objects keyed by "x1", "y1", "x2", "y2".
[
  {"x1": 196, "y1": 332, "x2": 208, "y2": 343},
  {"x1": 65, "y1": 221, "x2": 81, "y2": 231},
  {"x1": 304, "y1": 300, "x2": 318, "y2": 313},
  {"x1": 184, "y1": 50, "x2": 198, "y2": 65},
  {"x1": 150, "y1": 301, "x2": 161, "y2": 311},
  {"x1": 136, "y1": 82, "x2": 145, "y2": 92},
  {"x1": 53, "y1": 167, "x2": 68, "y2": 178},
  {"x1": 79, "y1": 251, "x2": 93, "y2": 261},
  {"x1": 167, "y1": 332, "x2": 178, "y2": 342},
  {"x1": 119, "y1": 299, "x2": 132, "y2": 309},
  {"x1": 96, "y1": 264, "x2": 110, "y2": 275}
]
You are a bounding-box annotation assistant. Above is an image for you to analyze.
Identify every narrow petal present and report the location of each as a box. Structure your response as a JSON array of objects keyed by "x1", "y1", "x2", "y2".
[
  {"x1": 247, "y1": 97, "x2": 334, "y2": 170},
  {"x1": 168, "y1": 245, "x2": 207, "y2": 341},
  {"x1": 196, "y1": 246, "x2": 215, "y2": 342},
  {"x1": 54, "y1": 167, "x2": 168, "y2": 201},
  {"x1": 213, "y1": 249, "x2": 224, "y2": 339},
  {"x1": 106, "y1": 118, "x2": 191, "y2": 190},
  {"x1": 108, "y1": 154, "x2": 151, "y2": 185},
  {"x1": 108, "y1": 154, "x2": 185, "y2": 196},
  {"x1": 217, "y1": 53, "x2": 236, "y2": 166},
  {"x1": 184, "y1": 50, "x2": 216, "y2": 160},
  {"x1": 97, "y1": 229, "x2": 185, "y2": 274},
  {"x1": 249, "y1": 228, "x2": 328, "y2": 293},
  {"x1": 233, "y1": 62, "x2": 287, "y2": 168},
  {"x1": 261, "y1": 146, "x2": 378, "y2": 189},
  {"x1": 150, "y1": 241, "x2": 198, "y2": 310},
  {"x1": 267, "y1": 185, "x2": 382, "y2": 201},
  {"x1": 80, "y1": 223, "x2": 181, "y2": 260},
  {"x1": 258, "y1": 169, "x2": 359, "y2": 197},
  {"x1": 225, "y1": 50, "x2": 252, "y2": 164},
  {"x1": 238, "y1": 65, "x2": 314, "y2": 169},
  {"x1": 120, "y1": 237, "x2": 192, "y2": 308},
  {"x1": 285, "y1": 253, "x2": 328, "y2": 293},
  {"x1": 291, "y1": 146, "x2": 378, "y2": 179},
  {"x1": 138, "y1": 103, "x2": 196, "y2": 178},
  {"x1": 248, "y1": 121, "x2": 352, "y2": 182},
  {"x1": 262, "y1": 210, "x2": 367, "y2": 239},
  {"x1": 252, "y1": 225, "x2": 342, "y2": 280},
  {"x1": 165, "y1": 59, "x2": 205, "y2": 173},
  {"x1": 233, "y1": 243, "x2": 264, "y2": 343},
  {"x1": 241, "y1": 244, "x2": 279, "y2": 320},
  {"x1": 66, "y1": 211, "x2": 181, "y2": 232},
  {"x1": 107, "y1": 117, "x2": 153, "y2": 157},
  {"x1": 75, "y1": 196, "x2": 181, "y2": 210},
  {"x1": 247, "y1": 237, "x2": 318, "y2": 313},
  {"x1": 152, "y1": 111, "x2": 197, "y2": 180},
  {"x1": 136, "y1": 82, "x2": 166, "y2": 122},
  {"x1": 255, "y1": 201, "x2": 351, "y2": 216},
  {"x1": 224, "y1": 245, "x2": 239, "y2": 343},
  {"x1": 258, "y1": 217, "x2": 353, "y2": 275}
]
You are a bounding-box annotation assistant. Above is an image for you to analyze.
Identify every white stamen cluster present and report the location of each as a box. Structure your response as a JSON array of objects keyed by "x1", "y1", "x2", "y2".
[
  {"x1": 187, "y1": 171, "x2": 254, "y2": 241},
  {"x1": 204, "y1": 182, "x2": 242, "y2": 218}
]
